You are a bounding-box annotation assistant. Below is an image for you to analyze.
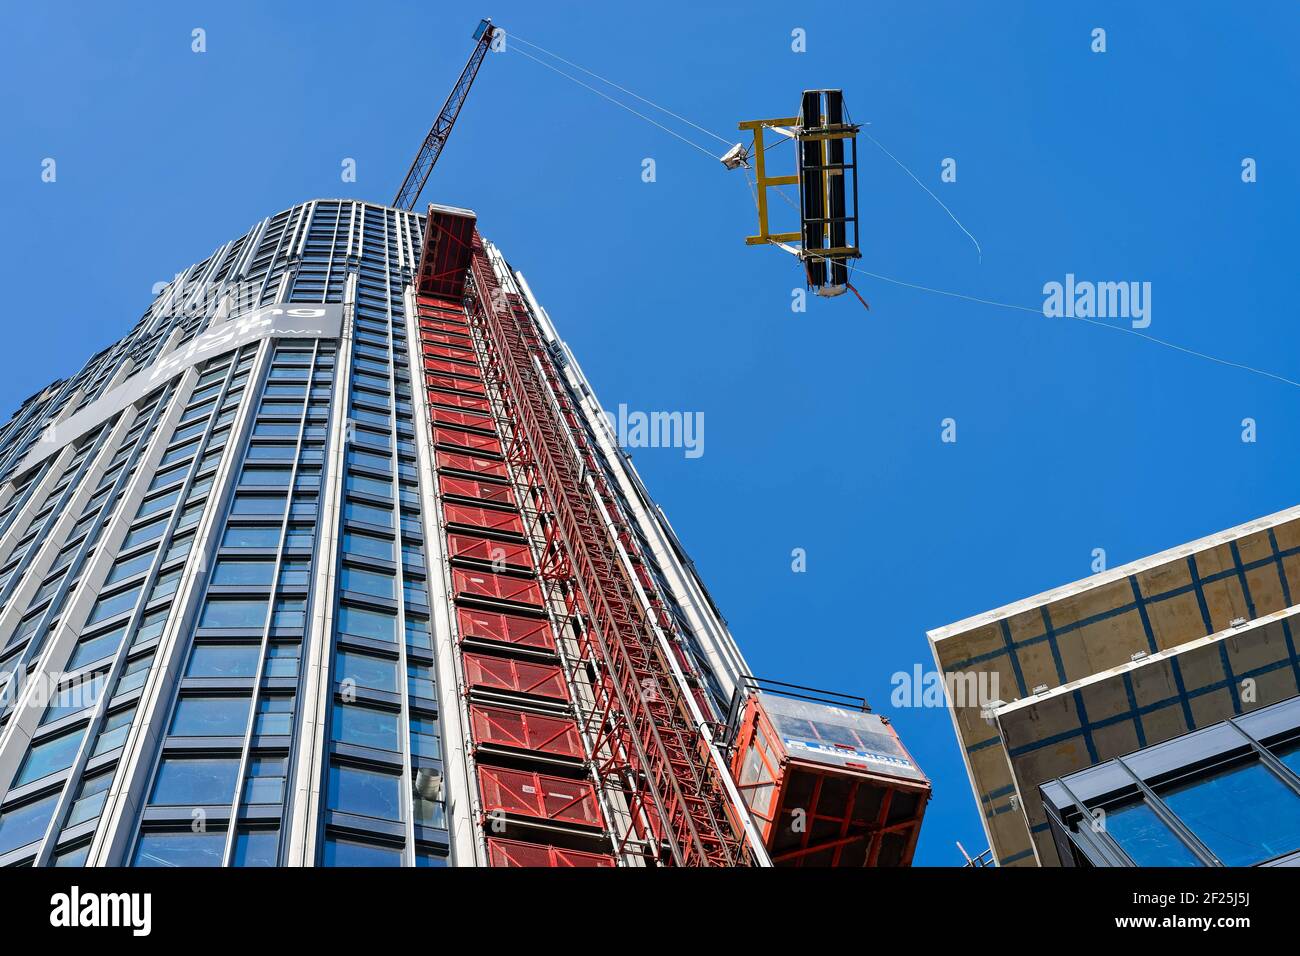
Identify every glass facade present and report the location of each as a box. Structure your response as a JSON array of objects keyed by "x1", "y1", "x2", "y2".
[
  {"x1": 1042, "y1": 695, "x2": 1300, "y2": 867},
  {"x1": 0, "y1": 198, "x2": 751, "y2": 868}
]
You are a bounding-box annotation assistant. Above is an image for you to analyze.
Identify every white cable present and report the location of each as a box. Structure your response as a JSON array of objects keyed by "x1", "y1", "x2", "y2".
[
  {"x1": 862, "y1": 131, "x2": 983, "y2": 262},
  {"x1": 509, "y1": 46, "x2": 724, "y2": 161},
  {"x1": 508, "y1": 30, "x2": 735, "y2": 147}
]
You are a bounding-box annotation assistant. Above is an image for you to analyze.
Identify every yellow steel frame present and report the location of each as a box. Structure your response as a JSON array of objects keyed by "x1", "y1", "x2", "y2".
[{"x1": 739, "y1": 117, "x2": 801, "y2": 246}]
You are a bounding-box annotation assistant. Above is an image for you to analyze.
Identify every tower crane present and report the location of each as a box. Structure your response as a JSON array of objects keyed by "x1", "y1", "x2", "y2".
[{"x1": 393, "y1": 18, "x2": 496, "y2": 211}]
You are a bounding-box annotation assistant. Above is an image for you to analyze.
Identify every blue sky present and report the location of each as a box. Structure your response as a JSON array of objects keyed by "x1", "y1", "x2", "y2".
[{"x1": 4, "y1": 2, "x2": 1300, "y2": 865}]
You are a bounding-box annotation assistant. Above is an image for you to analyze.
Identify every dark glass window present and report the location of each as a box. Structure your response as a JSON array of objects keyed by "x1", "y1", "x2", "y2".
[
  {"x1": 322, "y1": 837, "x2": 401, "y2": 867},
  {"x1": 327, "y1": 764, "x2": 401, "y2": 821},
  {"x1": 68, "y1": 626, "x2": 127, "y2": 670},
  {"x1": 1161, "y1": 760, "x2": 1300, "y2": 866},
  {"x1": 222, "y1": 525, "x2": 281, "y2": 549},
  {"x1": 170, "y1": 696, "x2": 251, "y2": 736},
  {"x1": 186, "y1": 644, "x2": 260, "y2": 679},
  {"x1": 15, "y1": 728, "x2": 86, "y2": 786},
  {"x1": 149, "y1": 758, "x2": 240, "y2": 806},
  {"x1": 199, "y1": 598, "x2": 268, "y2": 629},
  {"x1": 336, "y1": 650, "x2": 398, "y2": 692},
  {"x1": 211, "y1": 560, "x2": 275, "y2": 587},
  {"x1": 133, "y1": 831, "x2": 225, "y2": 867},
  {"x1": 340, "y1": 566, "x2": 394, "y2": 599},
  {"x1": 0, "y1": 792, "x2": 59, "y2": 855},
  {"x1": 332, "y1": 703, "x2": 400, "y2": 751},
  {"x1": 343, "y1": 530, "x2": 394, "y2": 561},
  {"x1": 337, "y1": 605, "x2": 396, "y2": 643},
  {"x1": 1103, "y1": 801, "x2": 1200, "y2": 866},
  {"x1": 233, "y1": 829, "x2": 278, "y2": 867}
]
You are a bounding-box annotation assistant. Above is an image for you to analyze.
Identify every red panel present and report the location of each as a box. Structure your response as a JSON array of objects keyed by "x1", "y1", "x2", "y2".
[
  {"x1": 443, "y1": 501, "x2": 523, "y2": 535},
  {"x1": 427, "y1": 389, "x2": 491, "y2": 413},
  {"x1": 435, "y1": 450, "x2": 508, "y2": 480},
  {"x1": 415, "y1": 206, "x2": 476, "y2": 298},
  {"x1": 430, "y1": 406, "x2": 496, "y2": 434},
  {"x1": 487, "y1": 838, "x2": 615, "y2": 868},
  {"x1": 471, "y1": 704, "x2": 584, "y2": 759},
  {"x1": 422, "y1": 342, "x2": 477, "y2": 365},
  {"x1": 433, "y1": 427, "x2": 502, "y2": 456},
  {"x1": 453, "y1": 568, "x2": 543, "y2": 607},
  {"x1": 440, "y1": 475, "x2": 515, "y2": 507},
  {"x1": 422, "y1": 330, "x2": 473, "y2": 349},
  {"x1": 447, "y1": 533, "x2": 534, "y2": 571},
  {"x1": 425, "y1": 373, "x2": 485, "y2": 396},
  {"x1": 456, "y1": 607, "x2": 555, "y2": 652},
  {"x1": 463, "y1": 652, "x2": 568, "y2": 700},
  {"x1": 478, "y1": 767, "x2": 603, "y2": 828},
  {"x1": 419, "y1": 316, "x2": 469, "y2": 334},
  {"x1": 424, "y1": 358, "x2": 482, "y2": 381}
]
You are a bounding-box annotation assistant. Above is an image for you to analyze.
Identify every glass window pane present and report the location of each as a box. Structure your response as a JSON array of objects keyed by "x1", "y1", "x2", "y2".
[
  {"x1": 340, "y1": 566, "x2": 394, "y2": 599},
  {"x1": 336, "y1": 650, "x2": 397, "y2": 692},
  {"x1": 233, "y1": 829, "x2": 279, "y2": 867},
  {"x1": 149, "y1": 757, "x2": 240, "y2": 806},
  {"x1": 170, "y1": 696, "x2": 251, "y2": 736},
  {"x1": 337, "y1": 605, "x2": 396, "y2": 643},
  {"x1": 344, "y1": 501, "x2": 393, "y2": 528},
  {"x1": 322, "y1": 837, "x2": 401, "y2": 867},
  {"x1": 332, "y1": 703, "x2": 400, "y2": 751},
  {"x1": 16, "y1": 728, "x2": 86, "y2": 786},
  {"x1": 87, "y1": 585, "x2": 142, "y2": 625},
  {"x1": 211, "y1": 560, "x2": 275, "y2": 587},
  {"x1": 343, "y1": 530, "x2": 394, "y2": 561},
  {"x1": 327, "y1": 764, "x2": 401, "y2": 821},
  {"x1": 68, "y1": 626, "x2": 126, "y2": 670},
  {"x1": 1104, "y1": 801, "x2": 1201, "y2": 866},
  {"x1": 186, "y1": 644, "x2": 260, "y2": 678},
  {"x1": 232, "y1": 494, "x2": 287, "y2": 516},
  {"x1": 1161, "y1": 759, "x2": 1300, "y2": 866},
  {"x1": 222, "y1": 525, "x2": 281, "y2": 549},
  {"x1": 0, "y1": 792, "x2": 59, "y2": 855},
  {"x1": 199, "y1": 598, "x2": 268, "y2": 629},
  {"x1": 133, "y1": 830, "x2": 226, "y2": 867}
]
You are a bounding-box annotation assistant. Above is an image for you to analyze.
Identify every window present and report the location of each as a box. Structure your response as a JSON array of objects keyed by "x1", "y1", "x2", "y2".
[
  {"x1": 93, "y1": 707, "x2": 137, "y2": 756},
  {"x1": 137, "y1": 489, "x2": 180, "y2": 518},
  {"x1": 337, "y1": 605, "x2": 396, "y2": 643},
  {"x1": 322, "y1": 837, "x2": 401, "y2": 867},
  {"x1": 332, "y1": 703, "x2": 400, "y2": 751},
  {"x1": 327, "y1": 764, "x2": 401, "y2": 821},
  {"x1": 222, "y1": 525, "x2": 280, "y2": 549},
  {"x1": 149, "y1": 757, "x2": 240, "y2": 806},
  {"x1": 199, "y1": 598, "x2": 268, "y2": 629},
  {"x1": 243, "y1": 757, "x2": 287, "y2": 805},
  {"x1": 0, "y1": 792, "x2": 59, "y2": 856},
  {"x1": 135, "y1": 608, "x2": 170, "y2": 644},
  {"x1": 68, "y1": 626, "x2": 126, "y2": 670},
  {"x1": 66, "y1": 771, "x2": 114, "y2": 827},
  {"x1": 132, "y1": 831, "x2": 226, "y2": 867},
  {"x1": 1160, "y1": 760, "x2": 1300, "y2": 866},
  {"x1": 240, "y1": 467, "x2": 291, "y2": 487},
  {"x1": 405, "y1": 616, "x2": 432, "y2": 651},
  {"x1": 53, "y1": 842, "x2": 91, "y2": 867},
  {"x1": 42, "y1": 673, "x2": 107, "y2": 724},
  {"x1": 255, "y1": 697, "x2": 295, "y2": 736},
  {"x1": 15, "y1": 728, "x2": 86, "y2": 786},
  {"x1": 344, "y1": 501, "x2": 393, "y2": 528},
  {"x1": 86, "y1": 585, "x2": 142, "y2": 625},
  {"x1": 408, "y1": 663, "x2": 436, "y2": 701},
  {"x1": 411, "y1": 716, "x2": 441, "y2": 761},
  {"x1": 272, "y1": 598, "x2": 306, "y2": 630},
  {"x1": 211, "y1": 560, "x2": 275, "y2": 587},
  {"x1": 1104, "y1": 801, "x2": 1200, "y2": 866},
  {"x1": 346, "y1": 473, "x2": 392, "y2": 499},
  {"x1": 170, "y1": 696, "x2": 250, "y2": 737},
  {"x1": 340, "y1": 566, "x2": 395, "y2": 600},
  {"x1": 278, "y1": 561, "x2": 310, "y2": 587},
  {"x1": 122, "y1": 518, "x2": 167, "y2": 549},
  {"x1": 233, "y1": 829, "x2": 279, "y2": 867},
  {"x1": 105, "y1": 549, "x2": 157, "y2": 586},
  {"x1": 343, "y1": 530, "x2": 394, "y2": 561},
  {"x1": 266, "y1": 643, "x2": 301, "y2": 677},
  {"x1": 232, "y1": 494, "x2": 286, "y2": 516},
  {"x1": 336, "y1": 650, "x2": 398, "y2": 693},
  {"x1": 186, "y1": 644, "x2": 260, "y2": 679}
]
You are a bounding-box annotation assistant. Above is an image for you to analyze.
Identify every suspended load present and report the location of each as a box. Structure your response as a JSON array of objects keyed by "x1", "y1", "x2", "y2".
[{"x1": 732, "y1": 90, "x2": 862, "y2": 298}]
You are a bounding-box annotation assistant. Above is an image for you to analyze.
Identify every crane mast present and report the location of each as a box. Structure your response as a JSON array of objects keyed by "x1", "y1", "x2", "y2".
[{"x1": 393, "y1": 18, "x2": 496, "y2": 211}]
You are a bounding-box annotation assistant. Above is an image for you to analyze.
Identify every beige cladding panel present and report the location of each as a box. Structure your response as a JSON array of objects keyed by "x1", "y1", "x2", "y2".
[{"x1": 1146, "y1": 590, "x2": 1209, "y2": 651}]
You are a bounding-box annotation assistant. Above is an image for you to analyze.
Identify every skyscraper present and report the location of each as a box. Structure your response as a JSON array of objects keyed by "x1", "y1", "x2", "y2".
[{"x1": 0, "y1": 199, "x2": 928, "y2": 867}]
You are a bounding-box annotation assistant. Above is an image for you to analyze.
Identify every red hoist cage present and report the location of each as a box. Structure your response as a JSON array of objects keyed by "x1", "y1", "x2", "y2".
[{"x1": 412, "y1": 202, "x2": 762, "y2": 867}]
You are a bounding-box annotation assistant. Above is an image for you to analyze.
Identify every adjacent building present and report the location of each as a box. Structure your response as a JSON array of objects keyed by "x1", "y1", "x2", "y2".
[{"x1": 930, "y1": 508, "x2": 1300, "y2": 866}]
